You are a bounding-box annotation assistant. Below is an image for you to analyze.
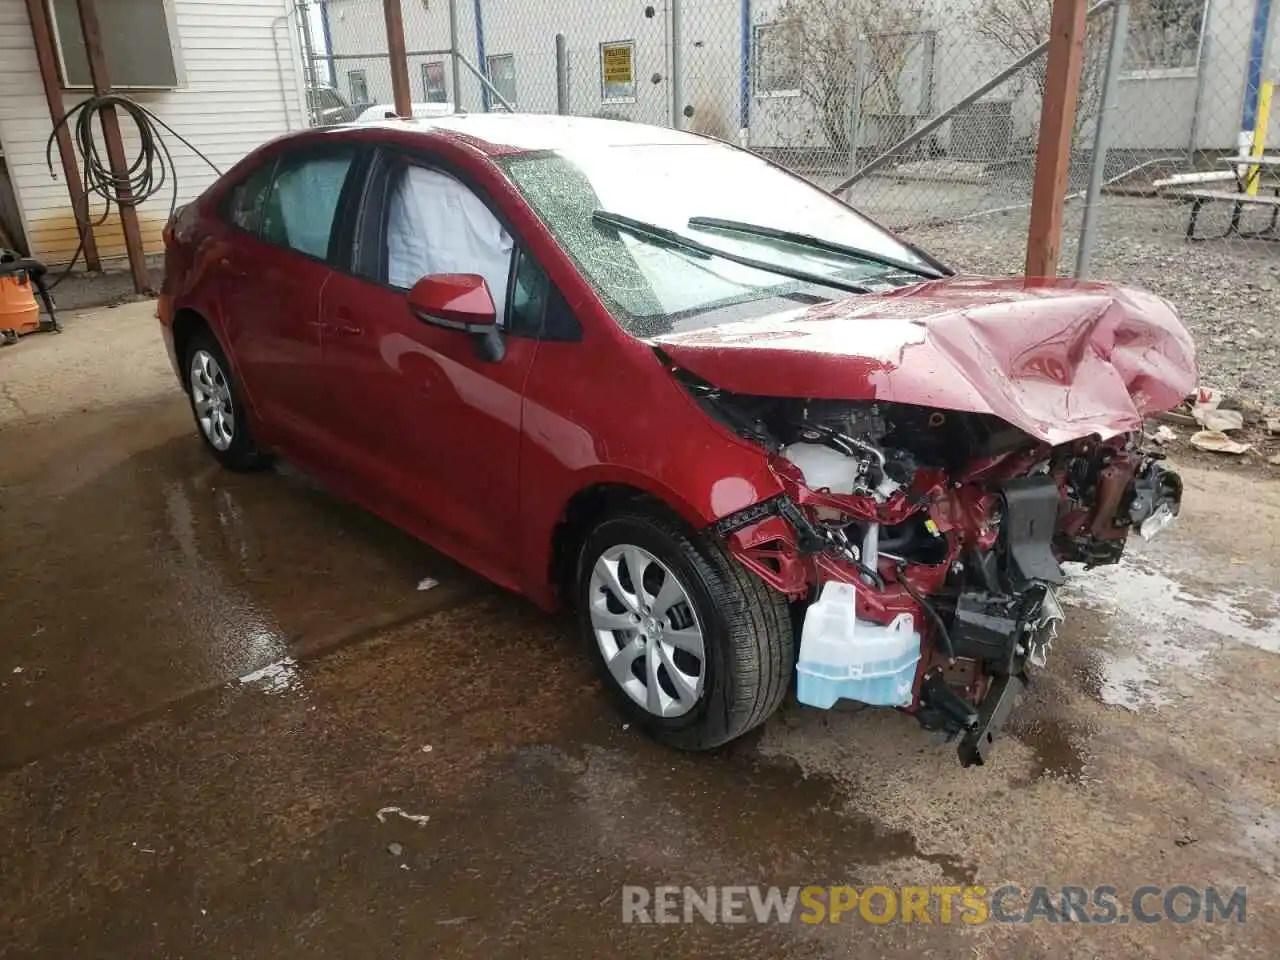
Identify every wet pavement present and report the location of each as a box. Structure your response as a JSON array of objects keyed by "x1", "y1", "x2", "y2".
[{"x1": 1, "y1": 303, "x2": 1278, "y2": 958}]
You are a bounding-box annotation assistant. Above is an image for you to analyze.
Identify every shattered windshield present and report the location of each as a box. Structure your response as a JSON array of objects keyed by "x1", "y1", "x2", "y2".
[{"x1": 497, "y1": 143, "x2": 929, "y2": 337}]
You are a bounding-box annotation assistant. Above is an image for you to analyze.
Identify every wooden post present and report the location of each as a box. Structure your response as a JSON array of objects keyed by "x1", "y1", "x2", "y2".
[
  {"x1": 1025, "y1": 0, "x2": 1088, "y2": 279},
  {"x1": 22, "y1": 0, "x2": 101, "y2": 270},
  {"x1": 75, "y1": 0, "x2": 150, "y2": 293},
  {"x1": 383, "y1": 0, "x2": 413, "y2": 118}
]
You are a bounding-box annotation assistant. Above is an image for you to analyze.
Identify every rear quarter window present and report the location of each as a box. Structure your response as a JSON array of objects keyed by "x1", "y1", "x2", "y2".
[{"x1": 220, "y1": 161, "x2": 276, "y2": 235}]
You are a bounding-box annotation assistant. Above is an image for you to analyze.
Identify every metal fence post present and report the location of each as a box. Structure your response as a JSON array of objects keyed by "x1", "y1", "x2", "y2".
[
  {"x1": 1076, "y1": 0, "x2": 1129, "y2": 278},
  {"x1": 382, "y1": 0, "x2": 413, "y2": 117},
  {"x1": 848, "y1": 36, "x2": 868, "y2": 183},
  {"x1": 556, "y1": 33, "x2": 569, "y2": 115},
  {"x1": 297, "y1": 0, "x2": 319, "y2": 122},
  {"x1": 1025, "y1": 0, "x2": 1089, "y2": 278},
  {"x1": 448, "y1": 0, "x2": 462, "y2": 112},
  {"x1": 670, "y1": 0, "x2": 684, "y2": 128}
]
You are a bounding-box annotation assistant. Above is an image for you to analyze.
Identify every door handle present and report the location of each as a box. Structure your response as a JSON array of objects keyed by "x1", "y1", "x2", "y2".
[{"x1": 330, "y1": 308, "x2": 362, "y2": 336}]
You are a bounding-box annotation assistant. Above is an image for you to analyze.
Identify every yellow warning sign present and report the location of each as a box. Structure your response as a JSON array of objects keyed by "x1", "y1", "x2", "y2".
[{"x1": 602, "y1": 44, "x2": 634, "y2": 86}]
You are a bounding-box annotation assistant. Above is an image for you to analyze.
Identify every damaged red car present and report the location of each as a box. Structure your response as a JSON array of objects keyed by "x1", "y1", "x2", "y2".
[{"x1": 159, "y1": 115, "x2": 1197, "y2": 764}]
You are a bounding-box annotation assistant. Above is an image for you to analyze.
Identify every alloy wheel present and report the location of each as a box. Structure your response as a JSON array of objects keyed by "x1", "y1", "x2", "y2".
[
  {"x1": 190, "y1": 349, "x2": 236, "y2": 451},
  {"x1": 588, "y1": 543, "x2": 706, "y2": 717}
]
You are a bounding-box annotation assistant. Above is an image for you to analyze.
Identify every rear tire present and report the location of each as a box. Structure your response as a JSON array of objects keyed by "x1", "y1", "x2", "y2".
[
  {"x1": 577, "y1": 507, "x2": 793, "y2": 750},
  {"x1": 183, "y1": 329, "x2": 271, "y2": 472}
]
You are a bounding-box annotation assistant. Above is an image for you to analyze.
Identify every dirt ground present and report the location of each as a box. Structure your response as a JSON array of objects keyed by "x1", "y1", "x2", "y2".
[{"x1": 0, "y1": 302, "x2": 1277, "y2": 959}]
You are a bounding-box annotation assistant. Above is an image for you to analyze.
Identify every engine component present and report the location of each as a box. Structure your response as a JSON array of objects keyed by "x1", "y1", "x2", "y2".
[
  {"x1": 917, "y1": 671, "x2": 980, "y2": 733},
  {"x1": 950, "y1": 584, "x2": 1062, "y2": 674},
  {"x1": 781, "y1": 438, "x2": 900, "y2": 505},
  {"x1": 781, "y1": 443, "x2": 862, "y2": 495},
  {"x1": 999, "y1": 476, "x2": 1066, "y2": 588},
  {"x1": 1128, "y1": 457, "x2": 1182, "y2": 538}
]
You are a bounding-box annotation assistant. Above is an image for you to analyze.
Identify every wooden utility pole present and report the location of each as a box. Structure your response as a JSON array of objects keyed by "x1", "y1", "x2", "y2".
[
  {"x1": 1025, "y1": 0, "x2": 1089, "y2": 278},
  {"x1": 23, "y1": 0, "x2": 100, "y2": 270},
  {"x1": 75, "y1": 0, "x2": 150, "y2": 293},
  {"x1": 383, "y1": 0, "x2": 413, "y2": 118}
]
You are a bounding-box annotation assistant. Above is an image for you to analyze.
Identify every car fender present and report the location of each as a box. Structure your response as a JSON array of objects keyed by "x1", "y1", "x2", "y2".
[{"x1": 517, "y1": 434, "x2": 783, "y2": 610}]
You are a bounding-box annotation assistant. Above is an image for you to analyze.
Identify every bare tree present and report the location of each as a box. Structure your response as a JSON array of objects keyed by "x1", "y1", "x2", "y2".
[
  {"x1": 770, "y1": 0, "x2": 926, "y2": 155},
  {"x1": 974, "y1": 0, "x2": 1112, "y2": 143},
  {"x1": 1124, "y1": 0, "x2": 1204, "y2": 72}
]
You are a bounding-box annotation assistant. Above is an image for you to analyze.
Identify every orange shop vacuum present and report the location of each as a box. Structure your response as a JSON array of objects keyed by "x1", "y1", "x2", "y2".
[{"x1": 0, "y1": 249, "x2": 59, "y2": 346}]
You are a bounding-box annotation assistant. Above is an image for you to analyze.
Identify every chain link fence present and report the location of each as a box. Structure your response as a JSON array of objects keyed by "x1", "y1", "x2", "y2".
[{"x1": 297, "y1": 0, "x2": 1279, "y2": 270}]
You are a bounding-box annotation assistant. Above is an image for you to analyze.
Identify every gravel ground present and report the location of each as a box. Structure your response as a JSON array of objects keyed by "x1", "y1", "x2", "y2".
[{"x1": 898, "y1": 195, "x2": 1280, "y2": 410}]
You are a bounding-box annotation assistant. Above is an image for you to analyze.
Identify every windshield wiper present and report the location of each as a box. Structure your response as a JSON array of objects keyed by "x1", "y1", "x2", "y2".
[
  {"x1": 686, "y1": 216, "x2": 948, "y2": 280},
  {"x1": 591, "y1": 210, "x2": 872, "y2": 296}
]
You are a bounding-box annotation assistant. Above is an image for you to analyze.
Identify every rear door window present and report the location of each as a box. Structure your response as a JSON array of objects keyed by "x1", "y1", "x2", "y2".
[{"x1": 261, "y1": 148, "x2": 358, "y2": 260}]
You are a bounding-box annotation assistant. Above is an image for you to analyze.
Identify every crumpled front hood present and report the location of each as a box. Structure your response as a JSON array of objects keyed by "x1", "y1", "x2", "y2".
[{"x1": 650, "y1": 276, "x2": 1198, "y2": 446}]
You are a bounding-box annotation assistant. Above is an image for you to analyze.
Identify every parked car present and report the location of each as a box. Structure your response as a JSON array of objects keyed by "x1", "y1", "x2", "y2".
[
  {"x1": 306, "y1": 85, "x2": 361, "y2": 126},
  {"x1": 355, "y1": 102, "x2": 455, "y2": 123},
  {"x1": 158, "y1": 115, "x2": 1196, "y2": 764}
]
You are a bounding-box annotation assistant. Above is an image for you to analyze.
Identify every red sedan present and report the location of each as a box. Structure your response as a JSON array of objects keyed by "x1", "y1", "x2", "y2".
[{"x1": 159, "y1": 115, "x2": 1196, "y2": 764}]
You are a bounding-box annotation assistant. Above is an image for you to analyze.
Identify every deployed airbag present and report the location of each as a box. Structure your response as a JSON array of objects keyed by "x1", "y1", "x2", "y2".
[{"x1": 387, "y1": 166, "x2": 514, "y2": 325}]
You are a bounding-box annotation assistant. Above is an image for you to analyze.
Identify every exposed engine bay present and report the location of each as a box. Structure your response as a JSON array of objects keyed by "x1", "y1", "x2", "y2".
[{"x1": 685, "y1": 373, "x2": 1183, "y2": 766}]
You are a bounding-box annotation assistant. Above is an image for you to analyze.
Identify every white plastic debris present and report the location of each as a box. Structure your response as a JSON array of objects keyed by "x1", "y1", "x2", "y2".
[
  {"x1": 421, "y1": 745, "x2": 432, "y2": 753},
  {"x1": 1189, "y1": 430, "x2": 1252, "y2": 455},
  {"x1": 1192, "y1": 388, "x2": 1244, "y2": 432},
  {"x1": 416, "y1": 577, "x2": 439, "y2": 592},
  {"x1": 376, "y1": 806, "x2": 430, "y2": 827},
  {"x1": 1193, "y1": 407, "x2": 1244, "y2": 432},
  {"x1": 1150, "y1": 425, "x2": 1178, "y2": 445},
  {"x1": 11, "y1": 666, "x2": 22, "y2": 674}
]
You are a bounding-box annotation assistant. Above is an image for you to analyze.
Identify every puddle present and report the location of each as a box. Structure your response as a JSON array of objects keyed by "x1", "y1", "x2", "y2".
[
  {"x1": 1078, "y1": 652, "x2": 1171, "y2": 710},
  {"x1": 1063, "y1": 555, "x2": 1280, "y2": 654},
  {"x1": 1060, "y1": 553, "x2": 1280, "y2": 710},
  {"x1": 1008, "y1": 715, "x2": 1094, "y2": 784},
  {"x1": 518, "y1": 730, "x2": 975, "y2": 886}
]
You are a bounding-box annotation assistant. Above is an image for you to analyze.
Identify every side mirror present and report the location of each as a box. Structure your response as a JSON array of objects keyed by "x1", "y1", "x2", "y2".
[{"x1": 406, "y1": 273, "x2": 504, "y2": 361}]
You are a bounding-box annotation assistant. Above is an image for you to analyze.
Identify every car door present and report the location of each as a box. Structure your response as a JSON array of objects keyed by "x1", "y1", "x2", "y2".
[
  {"x1": 315, "y1": 153, "x2": 546, "y2": 583},
  {"x1": 218, "y1": 144, "x2": 361, "y2": 456}
]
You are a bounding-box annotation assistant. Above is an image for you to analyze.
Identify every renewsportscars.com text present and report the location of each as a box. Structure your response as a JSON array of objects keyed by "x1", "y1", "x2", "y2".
[{"x1": 621, "y1": 884, "x2": 1246, "y2": 925}]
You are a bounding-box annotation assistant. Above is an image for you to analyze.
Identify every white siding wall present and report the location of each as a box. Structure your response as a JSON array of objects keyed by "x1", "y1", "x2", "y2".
[{"x1": 0, "y1": 0, "x2": 307, "y2": 265}]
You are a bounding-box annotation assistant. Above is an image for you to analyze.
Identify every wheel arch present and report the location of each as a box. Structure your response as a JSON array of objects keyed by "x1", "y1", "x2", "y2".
[
  {"x1": 171, "y1": 307, "x2": 213, "y2": 392},
  {"x1": 544, "y1": 478, "x2": 703, "y2": 611}
]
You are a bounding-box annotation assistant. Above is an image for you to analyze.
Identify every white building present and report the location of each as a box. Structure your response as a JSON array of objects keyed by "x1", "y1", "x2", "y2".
[
  {"x1": 0, "y1": 0, "x2": 308, "y2": 265},
  {"x1": 319, "y1": 0, "x2": 1280, "y2": 159}
]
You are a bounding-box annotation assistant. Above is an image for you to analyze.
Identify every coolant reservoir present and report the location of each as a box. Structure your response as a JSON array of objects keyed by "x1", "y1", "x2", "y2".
[
  {"x1": 796, "y1": 582, "x2": 922, "y2": 708},
  {"x1": 781, "y1": 443, "x2": 859, "y2": 494}
]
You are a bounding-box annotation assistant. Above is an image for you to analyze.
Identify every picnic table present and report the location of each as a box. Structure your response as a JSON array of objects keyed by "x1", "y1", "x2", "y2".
[{"x1": 1163, "y1": 155, "x2": 1280, "y2": 241}]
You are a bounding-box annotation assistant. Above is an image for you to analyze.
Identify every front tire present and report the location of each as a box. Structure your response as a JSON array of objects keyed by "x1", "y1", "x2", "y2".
[
  {"x1": 577, "y1": 508, "x2": 794, "y2": 750},
  {"x1": 184, "y1": 330, "x2": 271, "y2": 472}
]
